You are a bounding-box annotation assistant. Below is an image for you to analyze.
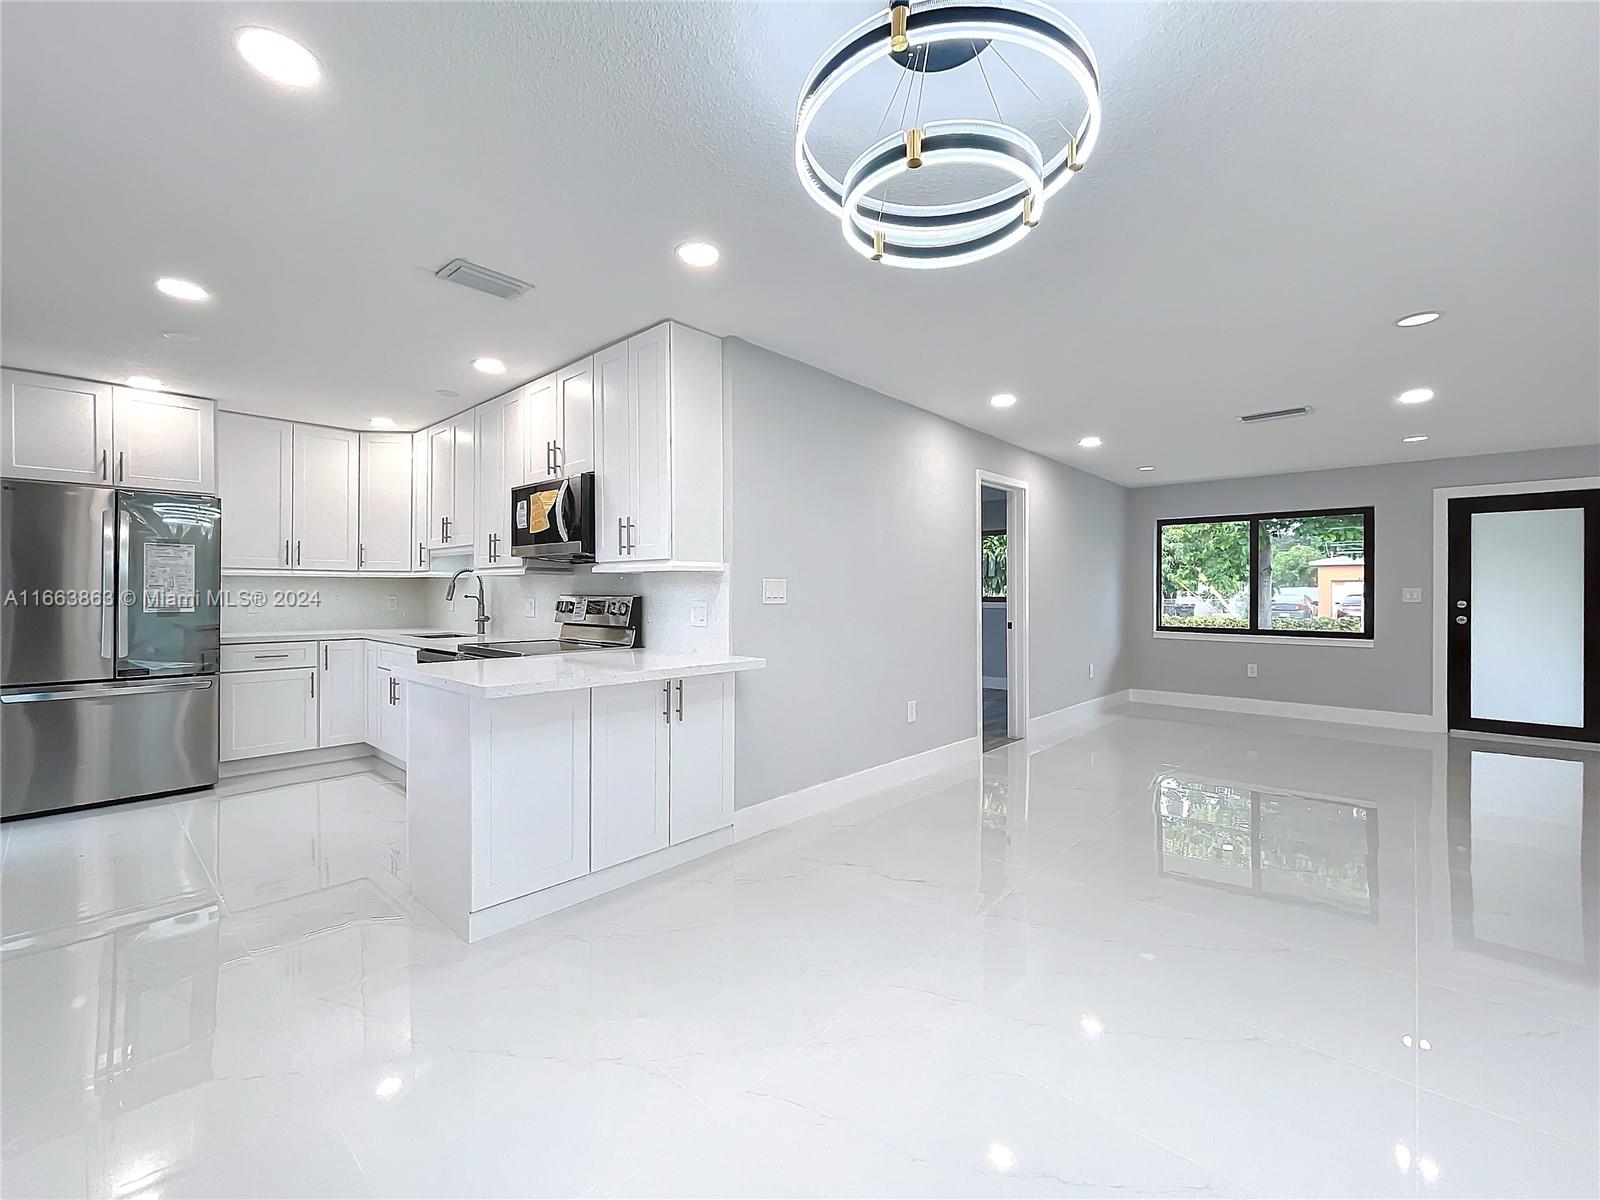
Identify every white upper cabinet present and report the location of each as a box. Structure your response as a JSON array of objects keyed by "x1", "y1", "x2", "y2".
[
  {"x1": 291, "y1": 425, "x2": 360, "y2": 571},
  {"x1": 217, "y1": 412, "x2": 293, "y2": 570},
  {"x1": 112, "y1": 387, "x2": 215, "y2": 493},
  {"x1": 474, "y1": 389, "x2": 524, "y2": 569},
  {"x1": 525, "y1": 372, "x2": 559, "y2": 480},
  {"x1": 359, "y1": 432, "x2": 412, "y2": 572},
  {"x1": 594, "y1": 321, "x2": 723, "y2": 568},
  {"x1": 450, "y1": 411, "x2": 476, "y2": 550},
  {"x1": 411, "y1": 431, "x2": 430, "y2": 572},
  {"x1": 1, "y1": 370, "x2": 113, "y2": 485},
  {"x1": 555, "y1": 357, "x2": 595, "y2": 477},
  {"x1": 424, "y1": 421, "x2": 454, "y2": 549}
]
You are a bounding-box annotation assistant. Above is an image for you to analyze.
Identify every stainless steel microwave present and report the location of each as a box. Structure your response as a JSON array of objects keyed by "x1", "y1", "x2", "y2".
[{"x1": 510, "y1": 472, "x2": 595, "y2": 562}]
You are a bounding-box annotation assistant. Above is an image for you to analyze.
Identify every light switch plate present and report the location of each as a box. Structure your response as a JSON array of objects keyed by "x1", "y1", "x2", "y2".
[
  {"x1": 689, "y1": 601, "x2": 708, "y2": 628},
  {"x1": 524, "y1": 599, "x2": 536, "y2": 617},
  {"x1": 386, "y1": 594, "x2": 398, "y2": 611},
  {"x1": 1402, "y1": 587, "x2": 1423, "y2": 603},
  {"x1": 1246, "y1": 663, "x2": 1258, "y2": 678},
  {"x1": 762, "y1": 578, "x2": 787, "y2": 605}
]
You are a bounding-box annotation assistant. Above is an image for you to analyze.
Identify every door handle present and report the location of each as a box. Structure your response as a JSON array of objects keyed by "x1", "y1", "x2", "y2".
[
  {"x1": 663, "y1": 680, "x2": 672, "y2": 724},
  {"x1": 358, "y1": 544, "x2": 365, "y2": 568},
  {"x1": 617, "y1": 517, "x2": 625, "y2": 556},
  {"x1": 418, "y1": 541, "x2": 425, "y2": 567},
  {"x1": 675, "y1": 678, "x2": 683, "y2": 722},
  {"x1": 251, "y1": 653, "x2": 290, "y2": 660},
  {"x1": 554, "y1": 443, "x2": 563, "y2": 471},
  {"x1": 323, "y1": 645, "x2": 329, "y2": 670},
  {"x1": 100, "y1": 449, "x2": 108, "y2": 480},
  {"x1": 117, "y1": 508, "x2": 130, "y2": 654},
  {"x1": 284, "y1": 539, "x2": 290, "y2": 566},
  {"x1": 310, "y1": 670, "x2": 316, "y2": 699},
  {"x1": 100, "y1": 508, "x2": 115, "y2": 660},
  {"x1": 3, "y1": 678, "x2": 216, "y2": 703},
  {"x1": 295, "y1": 540, "x2": 301, "y2": 565},
  {"x1": 117, "y1": 451, "x2": 125, "y2": 482}
]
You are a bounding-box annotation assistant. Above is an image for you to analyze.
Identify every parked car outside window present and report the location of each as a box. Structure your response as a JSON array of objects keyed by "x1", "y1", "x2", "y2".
[{"x1": 1336, "y1": 593, "x2": 1364, "y2": 620}]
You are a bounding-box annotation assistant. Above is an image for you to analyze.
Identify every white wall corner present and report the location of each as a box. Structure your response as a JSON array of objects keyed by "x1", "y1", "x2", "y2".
[{"x1": 1025, "y1": 690, "x2": 1132, "y2": 742}]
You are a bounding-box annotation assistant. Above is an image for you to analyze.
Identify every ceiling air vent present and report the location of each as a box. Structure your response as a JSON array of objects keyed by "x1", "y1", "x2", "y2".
[
  {"x1": 434, "y1": 258, "x2": 533, "y2": 301},
  {"x1": 1238, "y1": 405, "x2": 1313, "y2": 425}
]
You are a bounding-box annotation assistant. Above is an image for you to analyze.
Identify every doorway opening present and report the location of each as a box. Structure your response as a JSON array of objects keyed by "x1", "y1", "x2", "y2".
[
  {"x1": 1446, "y1": 487, "x2": 1598, "y2": 743},
  {"x1": 977, "y1": 472, "x2": 1028, "y2": 751}
]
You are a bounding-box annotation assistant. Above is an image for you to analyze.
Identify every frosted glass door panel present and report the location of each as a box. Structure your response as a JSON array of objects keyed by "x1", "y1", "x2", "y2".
[{"x1": 1470, "y1": 508, "x2": 1584, "y2": 727}]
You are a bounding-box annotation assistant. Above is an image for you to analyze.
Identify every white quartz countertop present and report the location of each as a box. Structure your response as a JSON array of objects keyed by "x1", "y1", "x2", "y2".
[
  {"x1": 393, "y1": 651, "x2": 766, "y2": 698},
  {"x1": 221, "y1": 628, "x2": 473, "y2": 650}
]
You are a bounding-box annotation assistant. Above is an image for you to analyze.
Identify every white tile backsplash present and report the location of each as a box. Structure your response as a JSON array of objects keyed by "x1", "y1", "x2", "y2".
[
  {"x1": 220, "y1": 577, "x2": 437, "y2": 634},
  {"x1": 423, "y1": 568, "x2": 729, "y2": 654}
]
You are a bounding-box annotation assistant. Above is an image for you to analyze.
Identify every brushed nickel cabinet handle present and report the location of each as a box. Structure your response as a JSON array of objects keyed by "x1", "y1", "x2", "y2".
[
  {"x1": 283, "y1": 539, "x2": 290, "y2": 565},
  {"x1": 675, "y1": 678, "x2": 683, "y2": 722},
  {"x1": 663, "y1": 680, "x2": 671, "y2": 724},
  {"x1": 100, "y1": 449, "x2": 107, "y2": 480},
  {"x1": 310, "y1": 671, "x2": 316, "y2": 699},
  {"x1": 117, "y1": 451, "x2": 125, "y2": 481},
  {"x1": 617, "y1": 517, "x2": 625, "y2": 556},
  {"x1": 295, "y1": 540, "x2": 301, "y2": 565}
]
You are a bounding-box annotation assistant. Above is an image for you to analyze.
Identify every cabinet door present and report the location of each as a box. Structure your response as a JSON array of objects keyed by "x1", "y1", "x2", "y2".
[
  {"x1": 626, "y1": 326, "x2": 673, "y2": 561},
  {"x1": 556, "y1": 357, "x2": 594, "y2": 476},
  {"x1": 411, "y1": 432, "x2": 430, "y2": 572},
  {"x1": 425, "y1": 423, "x2": 454, "y2": 549},
  {"x1": 1, "y1": 370, "x2": 113, "y2": 484},
  {"x1": 220, "y1": 667, "x2": 318, "y2": 760},
  {"x1": 317, "y1": 641, "x2": 367, "y2": 747},
  {"x1": 473, "y1": 398, "x2": 503, "y2": 569},
  {"x1": 668, "y1": 674, "x2": 734, "y2": 843},
  {"x1": 291, "y1": 425, "x2": 360, "y2": 570},
  {"x1": 590, "y1": 679, "x2": 671, "y2": 872},
  {"x1": 358, "y1": 432, "x2": 412, "y2": 571},
  {"x1": 593, "y1": 341, "x2": 631, "y2": 564},
  {"x1": 217, "y1": 412, "x2": 293, "y2": 570},
  {"x1": 450, "y1": 412, "x2": 476, "y2": 549},
  {"x1": 474, "y1": 690, "x2": 591, "y2": 907},
  {"x1": 524, "y1": 373, "x2": 559, "y2": 479},
  {"x1": 112, "y1": 388, "x2": 215, "y2": 493},
  {"x1": 369, "y1": 645, "x2": 410, "y2": 763}
]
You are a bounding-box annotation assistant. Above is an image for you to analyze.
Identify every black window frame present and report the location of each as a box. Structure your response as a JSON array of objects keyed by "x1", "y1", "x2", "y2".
[{"x1": 1154, "y1": 505, "x2": 1375, "y2": 640}]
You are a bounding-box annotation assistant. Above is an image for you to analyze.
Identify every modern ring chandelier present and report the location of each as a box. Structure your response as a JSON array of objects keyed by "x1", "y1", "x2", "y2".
[{"x1": 794, "y1": 0, "x2": 1101, "y2": 269}]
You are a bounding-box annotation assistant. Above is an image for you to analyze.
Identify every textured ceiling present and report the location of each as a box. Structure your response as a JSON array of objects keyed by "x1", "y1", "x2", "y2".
[{"x1": 2, "y1": 1, "x2": 1596, "y2": 485}]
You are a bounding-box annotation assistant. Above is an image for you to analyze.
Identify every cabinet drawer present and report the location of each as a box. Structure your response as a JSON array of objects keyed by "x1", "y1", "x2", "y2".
[
  {"x1": 221, "y1": 641, "x2": 317, "y2": 672},
  {"x1": 369, "y1": 643, "x2": 417, "y2": 672}
]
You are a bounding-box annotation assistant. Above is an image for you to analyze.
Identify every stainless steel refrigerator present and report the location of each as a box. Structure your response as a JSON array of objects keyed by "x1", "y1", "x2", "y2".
[{"x1": 2, "y1": 479, "x2": 221, "y2": 820}]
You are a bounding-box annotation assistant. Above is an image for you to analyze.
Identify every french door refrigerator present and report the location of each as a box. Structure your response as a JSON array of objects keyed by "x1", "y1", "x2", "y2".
[{"x1": 1, "y1": 479, "x2": 221, "y2": 819}]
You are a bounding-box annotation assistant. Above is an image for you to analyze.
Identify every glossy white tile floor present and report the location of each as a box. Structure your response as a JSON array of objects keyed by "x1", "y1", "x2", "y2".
[{"x1": 2, "y1": 707, "x2": 1597, "y2": 1199}]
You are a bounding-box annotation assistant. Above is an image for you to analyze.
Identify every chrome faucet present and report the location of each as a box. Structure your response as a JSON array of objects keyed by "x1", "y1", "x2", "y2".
[{"x1": 445, "y1": 569, "x2": 491, "y2": 639}]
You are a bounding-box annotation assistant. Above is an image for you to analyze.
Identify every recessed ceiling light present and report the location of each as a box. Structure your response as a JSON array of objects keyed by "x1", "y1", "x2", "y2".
[
  {"x1": 435, "y1": 388, "x2": 461, "y2": 399},
  {"x1": 370, "y1": 417, "x2": 396, "y2": 429},
  {"x1": 1403, "y1": 435, "x2": 1428, "y2": 443},
  {"x1": 1395, "y1": 311, "x2": 1442, "y2": 328},
  {"x1": 1396, "y1": 388, "x2": 1434, "y2": 405},
  {"x1": 233, "y1": 27, "x2": 322, "y2": 90},
  {"x1": 675, "y1": 240, "x2": 721, "y2": 268},
  {"x1": 989, "y1": 392, "x2": 1018, "y2": 409},
  {"x1": 126, "y1": 375, "x2": 163, "y2": 390},
  {"x1": 1136, "y1": 464, "x2": 1156, "y2": 472},
  {"x1": 161, "y1": 331, "x2": 200, "y2": 343},
  {"x1": 1078, "y1": 435, "x2": 1103, "y2": 448},
  {"x1": 155, "y1": 277, "x2": 210, "y2": 302},
  {"x1": 472, "y1": 357, "x2": 506, "y2": 375}
]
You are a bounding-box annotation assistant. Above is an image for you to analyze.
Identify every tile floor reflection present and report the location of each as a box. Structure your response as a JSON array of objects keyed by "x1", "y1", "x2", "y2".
[{"x1": 2, "y1": 707, "x2": 1596, "y2": 1198}]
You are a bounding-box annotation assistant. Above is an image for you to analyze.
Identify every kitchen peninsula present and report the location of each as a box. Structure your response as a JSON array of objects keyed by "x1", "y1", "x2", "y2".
[{"x1": 396, "y1": 649, "x2": 763, "y2": 940}]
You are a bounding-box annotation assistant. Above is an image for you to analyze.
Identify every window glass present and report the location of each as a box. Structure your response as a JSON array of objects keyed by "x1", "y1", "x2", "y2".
[
  {"x1": 1258, "y1": 512, "x2": 1367, "y2": 633},
  {"x1": 981, "y1": 532, "x2": 1006, "y2": 599},
  {"x1": 1158, "y1": 520, "x2": 1250, "y2": 629}
]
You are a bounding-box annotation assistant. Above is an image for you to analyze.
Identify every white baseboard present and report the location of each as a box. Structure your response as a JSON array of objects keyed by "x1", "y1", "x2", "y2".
[
  {"x1": 733, "y1": 735, "x2": 981, "y2": 842},
  {"x1": 1128, "y1": 688, "x2": 1440, "y2": 733},
  {"x1": 1026, "y1": 689, "x2": 1132, "y2": 741},
  {"x1": 982, "y1": 675, "x2": 1008, "y2": 690},
  {"x1": 218, "y1": 743, "x2": 373, "y2": 778}
]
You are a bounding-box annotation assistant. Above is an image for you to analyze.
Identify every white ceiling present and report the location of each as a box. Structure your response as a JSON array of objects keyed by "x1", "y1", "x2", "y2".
[{"x1": 3, "y1": 2, "x2": 1596, "y2": 486}]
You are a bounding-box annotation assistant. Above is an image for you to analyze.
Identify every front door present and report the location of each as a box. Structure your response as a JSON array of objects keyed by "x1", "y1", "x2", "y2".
[{"x1": 1447, "y1": 489, "x2": 1598, "y2": 741}]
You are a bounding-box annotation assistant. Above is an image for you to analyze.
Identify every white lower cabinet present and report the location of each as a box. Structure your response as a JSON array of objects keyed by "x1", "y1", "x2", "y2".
[
  {"x1": 474, "y1": 690, "x2": 592, "y2": 907},
  {"x1": 220, "y1": 667, "x2": 318, "y2": 760},
  {"x1": 318, "y1": 641, "x2": 367, "y2": 747},
  {"x1": 367, "y1": 643, "x2": 411, "y2": 764},
  {"x1": 590, "y1": 680, "x2": 671, "y2": 872},
  {"x1": 667, "y1": 673, "x2": 734, "y2": 844}
]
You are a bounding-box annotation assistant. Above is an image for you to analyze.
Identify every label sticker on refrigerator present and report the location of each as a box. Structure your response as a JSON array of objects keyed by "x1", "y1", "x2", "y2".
[{"x1": 143, "y1": 542, "x2": 196, "y2": 613}]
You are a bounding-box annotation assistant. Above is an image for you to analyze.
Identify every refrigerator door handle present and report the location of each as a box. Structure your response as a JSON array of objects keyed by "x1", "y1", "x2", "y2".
[
  {"x1": 100, "y1": 508, "x2": 116, "y2": 661},
  {"x1": 116, "y1": 507, "x2": 131, "y2": 660},
  {"x1": 2, "y1": 678, "x2": 216, "y2": 704}
]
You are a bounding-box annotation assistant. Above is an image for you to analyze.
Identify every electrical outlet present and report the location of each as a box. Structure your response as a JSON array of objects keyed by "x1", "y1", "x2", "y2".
[
  {"x1": 689, "y1": 601, "x2": 708, "y2": 628},
  {"x1": 524, "y1": 598, "x2": 536, "y2": 618},
  {"x1": 906, "y1": 700, "x2": 917, "y2": 723},
  {"x1": 1246, "y1": 663, "x2": 1258, "y2": 678},
  {"x1": 762, "y1": 578, "x2": 787, "y2": 605},
  {"x1": 386, "y1": 594, "x2": 398, "y2": 611},
  {"x1": 1088, "y1": 663, "x2": 1095, "y2": 680},
  {"x1": 1402, "y1": 587, "x2": 1423, "y2": 604}
]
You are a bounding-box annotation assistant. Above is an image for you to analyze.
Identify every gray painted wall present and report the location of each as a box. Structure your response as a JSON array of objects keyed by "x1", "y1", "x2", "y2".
[
  {"x1": 727, "y1": 338, "x2": 1128, "y2": 811},
  {"x1": 1124, "y1": 445, "x2": 1600, "y2": 715}
]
